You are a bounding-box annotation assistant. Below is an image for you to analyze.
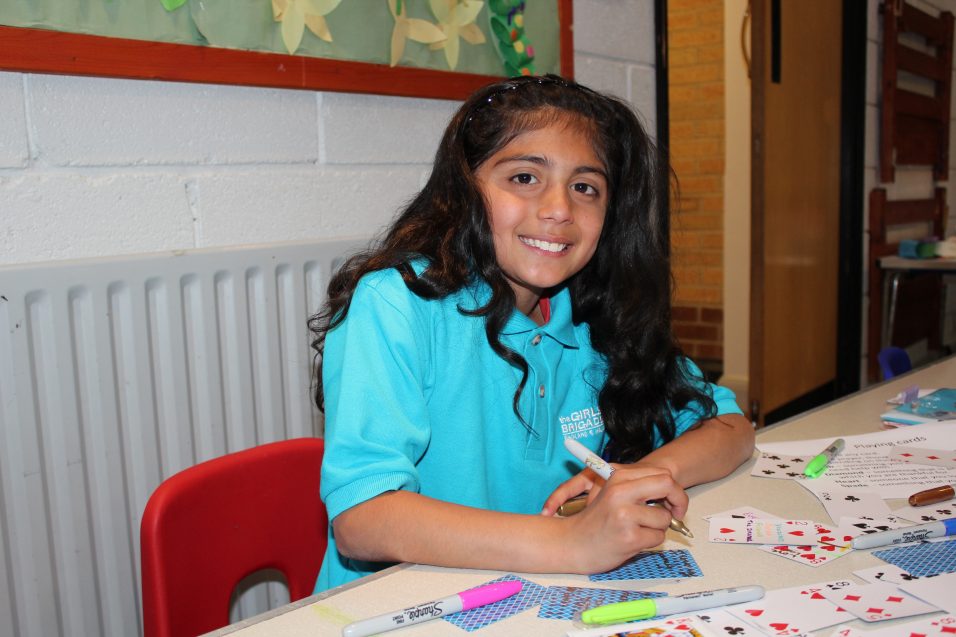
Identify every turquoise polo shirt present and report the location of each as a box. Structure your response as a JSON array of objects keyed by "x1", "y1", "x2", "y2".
[{"x1": 314, "y1": 266, "x2": 742, "y2": 592}]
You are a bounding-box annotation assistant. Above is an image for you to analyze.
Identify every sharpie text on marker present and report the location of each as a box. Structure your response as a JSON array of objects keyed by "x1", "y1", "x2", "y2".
[
  {"x1": 341, "y1": 580, "x2": 522, "y2": 637},
  {"x1": 851, "y1": 517, "x2": 956, "y2": 550}
]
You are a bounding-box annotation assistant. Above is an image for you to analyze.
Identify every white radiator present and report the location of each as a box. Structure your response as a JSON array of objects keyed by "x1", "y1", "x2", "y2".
[{"x1": 0, "y1": 239, "x2": 365, "y2": 637}]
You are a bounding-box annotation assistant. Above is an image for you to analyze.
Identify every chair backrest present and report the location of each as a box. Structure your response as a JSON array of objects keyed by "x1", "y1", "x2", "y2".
[
  {"x1": 878, "y1": 346, "x2": 913, "y2": 380},
  {"x1": 141, "y1": 438, "x2": 327, "y2": 637}
]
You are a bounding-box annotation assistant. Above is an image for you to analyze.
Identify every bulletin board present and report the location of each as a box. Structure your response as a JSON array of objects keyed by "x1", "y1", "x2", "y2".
[{"x1": 0, "y1": 1, "x2": 572, "y2": 100}]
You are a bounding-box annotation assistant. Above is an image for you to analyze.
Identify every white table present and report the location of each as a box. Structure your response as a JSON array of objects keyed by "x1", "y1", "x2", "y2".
[{"x1": 208, "y1": 355, "x2": 956, "y2": 636}]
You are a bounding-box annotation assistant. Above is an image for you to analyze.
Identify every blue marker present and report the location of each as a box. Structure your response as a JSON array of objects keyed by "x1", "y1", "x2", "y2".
[{"x1": 851, "y1": 517, "x2": 956, "y2": 550}]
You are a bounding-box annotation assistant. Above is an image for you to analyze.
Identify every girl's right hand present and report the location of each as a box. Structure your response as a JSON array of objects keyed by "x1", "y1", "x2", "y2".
[{"x1": 560, "y1": 466, "x2": 689, "y2": 574}]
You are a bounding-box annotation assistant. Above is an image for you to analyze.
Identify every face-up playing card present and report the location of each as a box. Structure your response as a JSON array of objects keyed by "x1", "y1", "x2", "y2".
[
  {"x1": 751, "y1": 452, "x2": 810, "y2": 480},
  {"x1": 819, "y1": 581, "x2": 940, "y2": 622},
  {"x1": 443, "y1": 575, "x2": 548, "y2": 631},
  {"x1": 892, "y1": 499, "x2": 956, "y2": 523},
  {"x1": 829, "y1": 614, "x2": 956, "y2": 636},
  {"x1": 887, "y1": 446, "x2": 956, "y2": 469},
  {"x1": 537, "y1": 586, "x2": 664, "y2": 621},
  {"x1": 708, "y1": 517, "x2": 817, "y2": 545},
  {"x1": 703, "y1": 506, "x2": 781, "y2": 521},
  {"x1": 853, "y1": 564, "x2": 927, "y2": 585},
  {"x1": 758, "y1": 541, "x2": 852, "y2": 567},
  {"x1": 814, "y1": 488, "x2": 891, "y2": 523},
  {"x1": 836, "y1": 515, "x2": 910, "y2": 538},
  {"x1": 725, "y1": 580, "x2": 853, "y2": 635},
  {"x1": 899, "y1": 571, "x2": 956, "y2": 614},
  {"x1": 695, "y1": 608, "x2": 765, "y2": 636}
]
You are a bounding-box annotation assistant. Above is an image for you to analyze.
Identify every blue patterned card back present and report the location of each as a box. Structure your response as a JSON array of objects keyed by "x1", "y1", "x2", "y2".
[
  {"x1": 589, "y1": 549, "x2": 703, "y2": 582},
  {"x1": 873, "y1": 538, "x2": 956, "y2": 577},
  {"x1": 442, "y1": 574, "x2": 547, "y2": 632}
]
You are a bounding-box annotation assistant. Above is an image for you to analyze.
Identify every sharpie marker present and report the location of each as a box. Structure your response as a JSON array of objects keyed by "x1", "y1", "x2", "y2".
[
  {"x1": 341, "y1": 581, "x2": 522, "y2": 637},
  {"x1": 851, "y1": 517, "x2": 956, "y2": 550},
  {"x1": 581, "y1": 585, "x2": 765, "y2": 625},
  {"x1": 803, "y1": 438, "x2": 845, "y2": 478},
  {"x1": 563, "y1": 438, "x2": 693, "y2": 538}
]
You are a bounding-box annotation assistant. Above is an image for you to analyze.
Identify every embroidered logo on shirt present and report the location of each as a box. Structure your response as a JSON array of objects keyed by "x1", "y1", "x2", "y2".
[{"x1": 559, "y1": 406, "x2": 603, "y2": 440}]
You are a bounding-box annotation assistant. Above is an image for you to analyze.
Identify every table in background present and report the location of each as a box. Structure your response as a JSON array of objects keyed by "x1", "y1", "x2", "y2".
[
  {"x1": 207, "y1": 355, "x2": 956, "y2": 636},
  {"x1": 878, "y1": 255, "x2": 956, "y2": 349}
]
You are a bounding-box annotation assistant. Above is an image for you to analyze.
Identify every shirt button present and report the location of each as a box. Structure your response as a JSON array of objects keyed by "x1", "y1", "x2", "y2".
[
  {"x1": 531, "y1": 334, "x2": 542, "y2": 346},
  {"x1": 538, "y1": 384, "x2": 545, "y2": 397}
]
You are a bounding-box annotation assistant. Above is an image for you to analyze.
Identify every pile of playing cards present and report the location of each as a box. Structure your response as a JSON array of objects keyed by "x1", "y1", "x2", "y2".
[
  {"x1": 566, "y1": 579, "x2": 954, "y2": 637},
  {"x1": 705, "y1": 507, "x2": 856, "y2": 568}
]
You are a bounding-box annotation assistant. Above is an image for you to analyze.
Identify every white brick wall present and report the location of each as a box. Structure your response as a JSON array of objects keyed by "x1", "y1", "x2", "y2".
[{"x1": 0, "y1": 0, "x2": 658, "y2": 268}]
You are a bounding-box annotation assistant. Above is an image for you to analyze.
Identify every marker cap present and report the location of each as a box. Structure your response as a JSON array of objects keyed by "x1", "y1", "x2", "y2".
[
  {"x1": 459, "y1": 581, "x2": 522, "y2": 611},
  {"x1": 580, "y1": 599, "x2": 656, "y2": 625},
  {"x1": 803, "y1": 456, "x2": 828, "y2": 478},
  {"x1": 908, "y1": 485, "x2": 955, "y2": 507}
]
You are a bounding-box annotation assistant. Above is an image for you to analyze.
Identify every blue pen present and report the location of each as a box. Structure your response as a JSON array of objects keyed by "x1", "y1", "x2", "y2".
[{"x1": 851, "y1": 517, "x2": 956, "y2": 550}]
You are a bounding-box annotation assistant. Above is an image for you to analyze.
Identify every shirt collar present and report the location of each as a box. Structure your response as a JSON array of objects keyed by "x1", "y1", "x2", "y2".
[{"x1": 500, "y1": 287, "x2": 580, "y2": 348}]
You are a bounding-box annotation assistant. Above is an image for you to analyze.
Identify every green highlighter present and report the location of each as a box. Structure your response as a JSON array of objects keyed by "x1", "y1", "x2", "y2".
[
  {"x1": 803, "y1": 438, "x2": 845, "y2": 479},
  {"x1": 580, "y1": 585, "x2": 765, "y2": 625}
]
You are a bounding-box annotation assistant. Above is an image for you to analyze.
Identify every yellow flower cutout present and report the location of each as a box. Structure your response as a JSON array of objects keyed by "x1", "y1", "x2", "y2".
[
  {"x1": 388, "y1": 0, "x2": 447, "y2": 67},
  {"x1": 272, "y1": 0, "x2": 343, "y2": 54},
  {"x1": 428, "y1": 0, "x2": 486, "y2": 70}
]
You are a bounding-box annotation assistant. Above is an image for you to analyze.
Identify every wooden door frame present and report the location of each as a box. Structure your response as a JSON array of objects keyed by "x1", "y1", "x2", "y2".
[{"x1": 750, "y1": 0, "x2": 866, "y2": 425}]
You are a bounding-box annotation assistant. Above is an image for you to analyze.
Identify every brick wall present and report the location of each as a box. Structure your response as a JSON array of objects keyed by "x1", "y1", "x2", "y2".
[{"x1": 667, "y1": 0, "x2": 725, "y2": 368}]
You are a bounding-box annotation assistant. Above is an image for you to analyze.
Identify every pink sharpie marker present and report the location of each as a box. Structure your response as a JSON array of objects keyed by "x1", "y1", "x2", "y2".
[{"x1": 342, "y1": 580, "x2": 523, "y2": 637}]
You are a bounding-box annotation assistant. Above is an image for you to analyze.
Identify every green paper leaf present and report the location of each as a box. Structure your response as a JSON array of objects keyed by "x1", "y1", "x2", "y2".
[{"x1": 159, "y1": 0, "x2": 188, "y2": 11}]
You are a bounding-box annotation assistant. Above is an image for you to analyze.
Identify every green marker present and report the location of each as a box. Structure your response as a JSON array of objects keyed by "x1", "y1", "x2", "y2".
[
  {"x1": 581, "y1": 585, "x2": 765, "y2": 625},
  {"x1": 803, "y1": 438, "x2": 845, "y2": 479}
]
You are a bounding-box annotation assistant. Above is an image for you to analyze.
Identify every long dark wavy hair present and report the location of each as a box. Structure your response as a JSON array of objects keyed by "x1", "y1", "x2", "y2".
[{"x1": 308, "y1": 74, "x2": 716, "y2": 463}]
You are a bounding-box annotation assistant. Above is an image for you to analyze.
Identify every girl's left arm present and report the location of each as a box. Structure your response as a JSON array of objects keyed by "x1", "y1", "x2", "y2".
[{"x1": 636, "y1": 413, "x2": 754, "y2": 488}]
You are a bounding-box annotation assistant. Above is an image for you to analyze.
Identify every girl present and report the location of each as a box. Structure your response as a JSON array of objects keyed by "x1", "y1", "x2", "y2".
[{"x1": 309, "y1": 75, "x2": 754, "y2": 592}]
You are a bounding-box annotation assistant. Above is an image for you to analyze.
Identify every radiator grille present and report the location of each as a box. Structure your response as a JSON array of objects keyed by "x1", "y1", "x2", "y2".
[{"x1": 0, "y1": 239, "x2": 363, "y2": 636}]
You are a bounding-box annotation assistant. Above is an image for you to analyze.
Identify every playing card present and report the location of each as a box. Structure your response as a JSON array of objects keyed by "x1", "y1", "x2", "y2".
[
  {"x1": 888, "y1": 446, "x2": 956, "y2": 469},
  {"x1": 751, "y1": 452, "x2": 810, "y2": 480},
  {"x1": 873, "y1": 538, "x2": 956, "y2": 577},
  {"x1": 836, "y1": 515, "x2": 910, "y2": 537},
  {"x1": 813, "y1": 488, "x2": 891, "y2": 523},
  {"x1": 708, "y1": 517, "x2": 817, "y2": 545},
  {"x1": 695, "y1": 608, "x2": 765, "y2": 636},
  {"x1": 443, "y1": 575, "x2": 548, "y2": 631},
  {"x1": 827, "y1": 614, "x2": 956, "y2": 636},
  {"x1": 703, "y1": 506, "x2": 781, "y2": 521},
  {"x1": 892, "y1": 499, "x2": 956, "y2": 523},
  {"x1": 853, "y1": 564, "x2": 927, "y2": 584},
  {"x1": 820, "y1": 581, "x2": 940, "y2": 622},
  {"x1": 725, "y1": 580, "x2": 853, "y2": 635},
  {"x1": 758, "y1": 542, "x2": 852, "y2": 567},
  {"x1": 899, "y1": 571, "x2": 956, "y2": 613},
  {"x1": 589, "y1": 549, "x2": 703, "y2": 582}
]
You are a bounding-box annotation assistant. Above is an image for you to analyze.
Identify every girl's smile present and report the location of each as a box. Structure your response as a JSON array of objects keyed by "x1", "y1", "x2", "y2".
[{"x1": 475, "y1": 118, "x2": 609, "y2": 318}]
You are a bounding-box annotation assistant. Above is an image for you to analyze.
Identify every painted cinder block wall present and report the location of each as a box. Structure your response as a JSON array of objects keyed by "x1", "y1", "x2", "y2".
[{"x1": 0, "y1": 1, "x2": 659, "y2": 270}]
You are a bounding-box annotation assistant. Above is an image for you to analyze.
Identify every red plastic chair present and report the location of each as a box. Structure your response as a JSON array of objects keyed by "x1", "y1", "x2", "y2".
[{"x1": 141, "y1": 438, "x2": 327, "y2": 637}]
